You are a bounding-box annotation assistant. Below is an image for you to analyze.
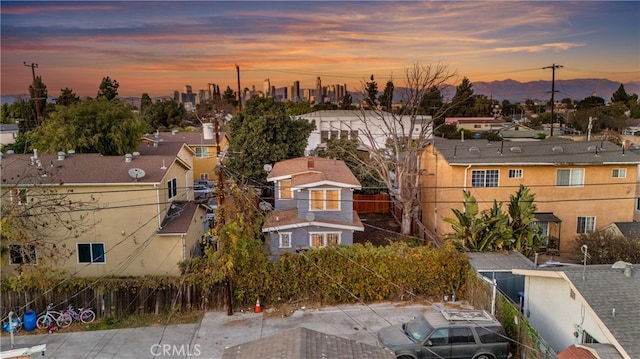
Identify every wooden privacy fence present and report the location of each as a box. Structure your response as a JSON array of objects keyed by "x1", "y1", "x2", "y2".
[
  {"x1": 0, "y1": 283, "x2": 226, "y2": 320},
  {"x1": 353, "y1": 193, "x2": 390, "y2": 213}
]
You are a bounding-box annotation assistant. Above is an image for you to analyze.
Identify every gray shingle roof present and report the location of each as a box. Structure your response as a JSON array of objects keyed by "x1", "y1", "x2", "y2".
[
  {"x1": 0, "y1": 142, "x2": 186, "y2": 185},
  {"x1": 432, "y1": 138, "x2": 640, "y2": 165},
  {"x1": 612, "y1": 222, "x2": 640, "y2": 238},
  {"x1": 544, "y1": 265, "x2": 640, "y2": 358},
  {"x1": 222, "y1": 326, "x2": 394, "y2": 359},
  {"x1": 466, "y1": 251, "x2": 536, "y2": 272}
]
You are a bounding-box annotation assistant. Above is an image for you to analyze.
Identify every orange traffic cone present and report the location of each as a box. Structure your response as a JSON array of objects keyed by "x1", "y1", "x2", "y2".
[{"x1": 254, "y1": 298, "x2": 262, "y2": 313}]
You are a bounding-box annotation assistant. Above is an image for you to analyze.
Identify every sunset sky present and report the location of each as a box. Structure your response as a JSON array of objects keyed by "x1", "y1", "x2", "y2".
[{"x1": 2, "y1": 1, "x2": 639, "y2": 98}]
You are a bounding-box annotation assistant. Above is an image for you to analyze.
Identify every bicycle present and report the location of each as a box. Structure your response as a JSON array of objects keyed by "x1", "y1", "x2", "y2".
[
  {"x1": 36, "y1": 303, "x2": 63, "y2": 331},
  {"x1": 57, "y1": 305, "x2": 96, "y2": 327}
]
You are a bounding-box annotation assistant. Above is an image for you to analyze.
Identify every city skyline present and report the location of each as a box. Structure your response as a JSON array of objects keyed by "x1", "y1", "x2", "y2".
[{"x1": 1, "y1": 1, "x2": 639, "y2": 99}]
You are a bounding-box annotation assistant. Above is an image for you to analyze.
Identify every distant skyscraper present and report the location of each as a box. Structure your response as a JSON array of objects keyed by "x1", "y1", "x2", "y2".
[
  {"x1": 263, "y1": 79, "x2": 271, "y2": 97},
  {"x1": 293, "y1": 81, "x2": 300, "y2": 102},
  {"x1": 316, "y1": 77, "x2": 322, "y2": 101}
]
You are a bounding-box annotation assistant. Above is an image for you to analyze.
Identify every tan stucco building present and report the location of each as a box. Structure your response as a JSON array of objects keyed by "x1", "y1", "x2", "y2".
[
  {"x1": 419, "y1": 138, "x2": 640, "y2": 255},
  {"x1": 1, "y1": 140, "x2": 209, "y2": 277}
]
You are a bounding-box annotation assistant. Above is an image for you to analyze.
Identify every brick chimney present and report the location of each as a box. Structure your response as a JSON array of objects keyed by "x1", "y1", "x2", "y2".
[{"x1": 307, "y1": 157, "x2": 314, "y2": 169}]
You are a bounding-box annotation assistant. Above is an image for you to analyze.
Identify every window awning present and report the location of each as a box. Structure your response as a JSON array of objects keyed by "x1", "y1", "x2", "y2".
[{"x1": 534, "y1": 212, "x2": 561, "y2": 223}]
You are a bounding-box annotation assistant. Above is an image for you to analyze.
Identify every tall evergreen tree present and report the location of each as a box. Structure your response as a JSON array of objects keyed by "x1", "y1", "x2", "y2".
[
  {"x1": 97, "y1": 76, "x2": 119, "y2": 101},
  {"x1": 378, "y1": 80, "x2": 395, "y2": 111},
  {"x1": 56, "y1": 87, "x2": 80, "y2": 107},
  {"x1": 140, "y1": 93, "x2": 153, "y2": 115},
  {"x1": 449, "y1": 77, "x2": 475, "y2": 117},
  {"x1": 611, "y1": 84, "x2": 630, "y2": 103}
]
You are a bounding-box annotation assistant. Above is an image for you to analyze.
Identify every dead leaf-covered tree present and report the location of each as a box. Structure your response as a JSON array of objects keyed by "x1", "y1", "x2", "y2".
[{"x1": 355, "y1": 62, "x2": 458, "y2": 235}]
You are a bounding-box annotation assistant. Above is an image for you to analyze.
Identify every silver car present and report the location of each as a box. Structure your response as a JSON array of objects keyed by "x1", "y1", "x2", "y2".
[{"x1": 377, "y1": 309, "x2": 510, "y2": 359}]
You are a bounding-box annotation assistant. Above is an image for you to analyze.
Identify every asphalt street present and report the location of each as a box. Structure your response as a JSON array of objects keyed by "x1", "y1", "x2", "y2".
[{"x1": 0, "y1": 302, "x2": 451, "y2": 359}]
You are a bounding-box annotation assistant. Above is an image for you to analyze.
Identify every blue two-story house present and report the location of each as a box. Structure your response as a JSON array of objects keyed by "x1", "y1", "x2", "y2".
[{"x1": 262, "y1": 157, "x2": 364, "y2": 258}]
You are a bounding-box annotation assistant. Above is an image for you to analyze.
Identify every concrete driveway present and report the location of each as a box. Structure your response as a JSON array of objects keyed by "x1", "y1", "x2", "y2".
[{"x1": 0, "y1": 302, "x2": 453, "y2": 358}]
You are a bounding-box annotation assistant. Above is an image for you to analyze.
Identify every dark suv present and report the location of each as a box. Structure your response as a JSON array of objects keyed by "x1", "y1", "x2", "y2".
[{"x1": 377, "y1": 309, "x2": 510, "y2": 359}]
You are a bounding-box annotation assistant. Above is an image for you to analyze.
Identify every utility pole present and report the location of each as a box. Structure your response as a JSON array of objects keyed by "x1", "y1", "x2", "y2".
[
  {"x1": 23, "y1": 62, "x2": 42, "y2": 126},
  {"x1": 543, "y1": 63, "x2": 562, "y2": 137},
  {"x1": 235, "y1": 64, "x2": 242, "y2": 112},
  {"x1": 214, "y1": 111, "x2": 232, "y2": 316}
]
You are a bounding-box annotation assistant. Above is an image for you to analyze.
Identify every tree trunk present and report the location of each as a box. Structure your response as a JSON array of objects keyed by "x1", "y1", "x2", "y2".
[{"x1": 401, "y1": 203, "x2": 413, "y2": 235}]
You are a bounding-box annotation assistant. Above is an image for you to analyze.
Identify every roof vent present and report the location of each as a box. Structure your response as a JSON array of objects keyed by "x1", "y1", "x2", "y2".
[
  {"x1": 6, "y1": 150, "x2": 15, "y2": 155},
  {"x1": 132, "y1": 151, "x2": 140, "y2": 157},
  {"x1": 57, "y1": 151, "x2": 66, "y2": 160},
  {"x1": 125, "y1": 153, "x2": 133, "y2": 162},
  {"x1": 510, "y1": 147, "x2": 522, "y2": 153},
  {"x1": 153, "y1": 139, "x2": 159, "y2": 147},
  {"x1": 587, "y1": 145, "x2": 597, "y2": 152},
  {"x1": 469, "y1": 147, "x2": 480, "y2": 153},
  {"x1": 552, "y1": 146, "x2": 564, "y2": 153},
  {"x1": 67, "y1": 149, "x2": 75, "y2": 155}
]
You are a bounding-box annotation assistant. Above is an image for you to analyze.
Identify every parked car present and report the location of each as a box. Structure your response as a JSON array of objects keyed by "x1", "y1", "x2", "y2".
[{"x1": 377, "y1": 309, "x2": 510, "y2": 359}]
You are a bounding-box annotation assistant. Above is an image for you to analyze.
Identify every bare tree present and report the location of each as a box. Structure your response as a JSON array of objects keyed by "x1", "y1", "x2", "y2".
[
  {"x1": 354, "y1": 62, "x2": 458, "y2": 235},
  {"x1": 1, "y1": 162, "x2": 99, "y2": 272}
]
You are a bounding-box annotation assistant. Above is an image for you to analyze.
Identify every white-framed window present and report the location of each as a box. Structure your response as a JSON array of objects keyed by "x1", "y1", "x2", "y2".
[
  {"x1": 309, "y1": 232, "x2": 341, "y2": 248},
  {"x1": 471, "y1": 170, "x2": 499, "y2": 188},
  {"x1": 309, "y1": 189, "x2": 340, "y2": 211},
  {"x1": 9, "y1": 244, "x2": 36, "y2": 265},
  {"x1": 556, "y1": 169, "x2": 584, "y2": 187},
  {"x1": 508, "y1": 169, "x2": 523, "y2": 179},
  {"x1": 279, "y1": 179, "x2": 292, "y2": 199},
  {"x1": 279, "y1": 232, "x2": 292, "y2": 248},
  {"x1": 612, "y1": 168, "x2": 626, "y2": 178},
  {"x1": 195, "y1": 147, "x2": 209, "y2": 158},
  {"x1": 77, "y1": 243, "x2": 105, "y2": 264},
  {"x1": 10, "y1": 188, "x2": 27, "y2": 205},
  {"x1": 167, "y1": 178, "x2": 177, "y2": 199},
  {"x1": 576, "y1": 216, "x2": 596, "y2": 234}
]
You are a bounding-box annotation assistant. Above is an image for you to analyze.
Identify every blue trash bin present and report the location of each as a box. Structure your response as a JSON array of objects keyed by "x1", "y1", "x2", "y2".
[{"x1": 23, "y1": 310, "x2": 37, "y2": 331}]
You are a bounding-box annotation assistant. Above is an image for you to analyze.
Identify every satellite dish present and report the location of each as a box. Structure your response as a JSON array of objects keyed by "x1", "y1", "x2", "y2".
[
  {"x1": 305, "y1": 212, "x2": 315, "y2": 223},
  {"x1": 263, "y1": 164, "x2": 272, "y2": 173},
  {"x1": 128, "y1": 168, "x2": 146, "y2": 181}
]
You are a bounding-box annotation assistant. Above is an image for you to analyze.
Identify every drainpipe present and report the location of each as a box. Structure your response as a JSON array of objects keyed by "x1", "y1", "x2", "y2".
[
  {"x1": 182, "y1": 234, "x2": 187, "y2": 260},
  {"x1": 154, "y1": 183, "x2": 162, "y2": 229},
  {"x1": 463, "y1": 164, "x2": 472, "y2": 190}
]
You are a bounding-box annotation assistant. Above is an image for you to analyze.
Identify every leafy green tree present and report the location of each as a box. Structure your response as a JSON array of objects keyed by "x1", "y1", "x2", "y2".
[
  {"x1": 142, "y1": 99, "x2": 187, "y2": 130},
  {"x1": 96, "y1": 76, "x2": 119, "y2": 101},
  {"x1": 379, "y1": 80, "x2": 395, "y2": 111},
  {"x1": 420, "y1": 86, "x2": 444, "y2": 118},
  {"x1": 312, "y1": 102, "x2": 338, "y2": 111},
  {"x1": 9, "y1": 99, "x2": 38, "y2": 133},
  {"x1": 55, "y1": 87, "x2": 80, "y2": 107},
  {"x1": 576, "y1": 95, "x2": 605, "y2": 110},
  {"x1": 284, "y1": 101, "x2": 313, "y2": 116},
  {"x1": 365, "y1": 75, "x2": 378, "y2": 108},
  {"x1": 611, "y1": 84, "x2": 630, "y2": 103},
  {"x1": 449, "y1": 77, "x2": 475, "y2": 117},
  {"x1": 30, "y1": 98, "x2": 146, "y2": 155},
  {"x1": 222, "y1": 86, "x2": 238, "y2": 108},
  {"x1": 572, "y1": 230, "x2": 640, "y2": 264},
  {"x1": 140, "y1": 93, "x2": 153, "y2": 115},
  {"x1": 507, "y1": 185, "x2": 542, "y2": 257},
  {"x1": 340, "y1": 93, "x2": 355, "y2": 110},
  {"x1": 226, "y1": 97, "x2": 315, "y2": 185}
]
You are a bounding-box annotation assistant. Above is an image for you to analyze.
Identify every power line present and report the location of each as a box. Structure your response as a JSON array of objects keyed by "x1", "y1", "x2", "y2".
[{"x1": 542, "y1": 63, "x2": 563, "y2": 137}]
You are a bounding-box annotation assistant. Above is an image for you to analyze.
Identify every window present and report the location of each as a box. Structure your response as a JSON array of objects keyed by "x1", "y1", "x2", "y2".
[
  {"x1": 582, "y1": 331, "x2": 599, "y2": 344},
  {"x1": 200, "y1": 173, "x2": 209, "y2": 180},
  {"x1": 279, "y1": 179, "x2": 292, "y2": 199},
  {"x1": 77, "y1": 243, "x2": 105, "y2": 263},
  {"x1": 309, "y1": 232, "x2": 341, "y2": 248},
  {"x1": 321, "y1": 130, "x2": 329, "y2": 142},
  {"x1": 612, "y1": 168, "x2": 626, "y2": 178},
  {"x1": 167, "y1": 178, "x2": 177, "y2": 199},
  {"x1": 508, "y1": 169, "x2": 523, "y2": 179},
  {"x1": 428, "y1": 328, "x2": 449, "y2": 345},
  {"x1": 194, "y1": 147, "x2": 209, "y2": 158},
  {"x1": 9, "y1": 244, "x2": 36, "y2": 265},
  {"x1": 476, "y1": 326, "x2": 508, "y2": 343},
  {"x1": 556, "y1": 169, "x2": 584, "y2": 187},
  {"x1": 636, "y1": 197, "x2": 640, "y2": 211},
  {"x1": 471, "y1": 170, "x2": 499, "y2": 188},
  {"x1": 450, "y1": 327, "x2": 475, "y2": 344},
  {"x1": 279, "y1": 233, "x2": 292, "y2": 248},
  {"x1": 309, "y1": 189, "x2": 340, "y2": 210},
  {"x1": 11, "y1": 188, "x2": 27, "y2": 205},
  {"x1": 576, "y1": 216, "x2": 595, "y2": 234}
]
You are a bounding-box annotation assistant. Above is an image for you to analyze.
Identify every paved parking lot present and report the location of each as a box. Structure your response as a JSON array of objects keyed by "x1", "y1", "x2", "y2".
[{"x1": 0, "y1": 302, "x2": 453, "y2": 358}]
